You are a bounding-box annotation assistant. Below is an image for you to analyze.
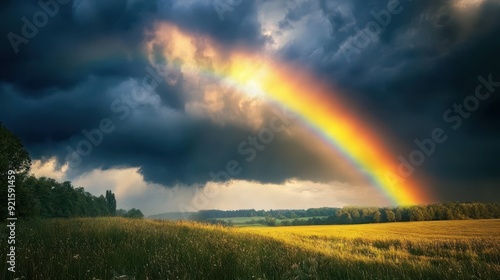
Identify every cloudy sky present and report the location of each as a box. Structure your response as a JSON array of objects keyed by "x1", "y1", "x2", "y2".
[{"x1": 1, "y1": 0, "x2": 499, "y2": 215}]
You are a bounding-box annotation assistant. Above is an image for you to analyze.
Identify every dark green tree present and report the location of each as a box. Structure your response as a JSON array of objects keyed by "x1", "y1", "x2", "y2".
[
  {"x1": 126, "y1": 208, "x2": 144, "y2": 218},
  {"x1": 96, "y1": 195, "x2": 109, "y2": 216},
  {"x1": 385, "y1": 209, "x2": 396, "y2": 222},
  {"x1": 409, "y1": 207, "x2": 425, "y2": 221},
  {"x1": 341, "y1": 212, "x2": 353, "y2": 224},
  {"x1": 116, "y1": 209, "x2": 128, "y2": 216},
  {"x1": 0, "y1": 123, "x2": 32, "y2": 218},
  {"x1": 264, "y1": 216, "x2": 277, "y2": 226},
  {"x1": 373, "y1": 210, "x2": 382, "y2": 223},
  {"x1": 105, "y1": 190, "x2": 117, "y2": 216},
  {"x1": 0, "y1": 123, "x2": 31, "y2": 177}
]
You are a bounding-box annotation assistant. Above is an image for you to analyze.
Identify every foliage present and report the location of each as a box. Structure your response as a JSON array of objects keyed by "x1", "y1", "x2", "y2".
[
  {"x1": 148, "y1": 211, "x2": 196, "y2": 220},
  {"x1": 105, "y1": 190, "x2": 117, "y2": 216},
  {"x1": 0, "y1": 125, "x2": 142, "y2": 219},
  {"x1": 0, "y1": 123, "x2": 32, "y2": 219},
  {"x1": 16, "y1": 176, "x2": 117, "y2": 218},
  {"x1": 0, "y1": 123, "x2": 31, "y2": 177},
  {"x1": 116, "y1": 208, "x2": 144, "y2": 219},
  {"x1": 193, "y1": 207, "x2": 338, "y2": 220},
  {"x1": 198, "y1": 203, "x2": 500, "y2": 227},
  {"x1": 124, "y1": 208, "x2": 144, "y2": 219}
]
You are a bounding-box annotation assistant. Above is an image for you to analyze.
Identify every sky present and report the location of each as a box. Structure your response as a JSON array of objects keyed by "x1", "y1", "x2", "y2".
[{"x1": 1, "y1": 0, "x2": 499, "y2": 216}]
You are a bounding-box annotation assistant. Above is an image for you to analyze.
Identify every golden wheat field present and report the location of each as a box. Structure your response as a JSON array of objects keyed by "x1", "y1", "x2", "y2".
[
  {"x1": 1, "y1": 218, "x2": 499, "y2": 279},
  {"x1": 242, "y1": 220, "x2": 500, "y2": 277}
]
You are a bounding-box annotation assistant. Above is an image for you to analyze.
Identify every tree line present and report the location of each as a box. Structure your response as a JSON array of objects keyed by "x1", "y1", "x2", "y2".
[
  {"x1": 193, "y1": 207, "x2": 338, "y2": 220},
  {"x1": 287, "y1": 202, "x2": 500, "y2": 226},
  {"x1": 4, "y1": 174, "x2": 144, "y2": 219},
  {"x1": 1, "y1": 123, "x2": 143, "y2": 219},
  {"x1": 19, "y1": 176, "x2": 115, "y2": 218},
  {"x1": 198, "y1": 202, "x2": 500, "y2": 227}
]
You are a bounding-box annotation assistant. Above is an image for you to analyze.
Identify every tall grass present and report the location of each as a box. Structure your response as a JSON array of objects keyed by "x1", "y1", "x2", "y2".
[{"x1": 1, "y1": 218, "x2": 499, "y2": 279}]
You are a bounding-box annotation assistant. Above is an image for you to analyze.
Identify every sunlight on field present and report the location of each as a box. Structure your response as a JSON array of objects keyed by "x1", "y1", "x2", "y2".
[
  {"x1": 241, "y1": 220, "x2": 500, "y2": 274},
  {"x1": 242, "y1": 219, "x2": 500, "y2": 240},
  {"x1": 1, "y1": 218, "x2": 499, "y2": 279}
]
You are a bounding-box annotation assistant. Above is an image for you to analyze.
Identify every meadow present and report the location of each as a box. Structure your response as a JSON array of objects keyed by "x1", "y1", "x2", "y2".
[{"x1": 1, "y1": 218, "x2": 499, "y2": 279}]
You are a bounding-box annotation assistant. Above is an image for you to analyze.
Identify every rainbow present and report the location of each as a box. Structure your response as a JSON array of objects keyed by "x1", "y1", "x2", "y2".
[{"x1": 145, "y1": 23, "x2": 430, "y2": 205}]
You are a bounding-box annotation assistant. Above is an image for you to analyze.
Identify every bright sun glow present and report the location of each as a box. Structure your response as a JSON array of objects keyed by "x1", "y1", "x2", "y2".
[{"x1": 453, "y1": 0, "x2": 485, "y2": 9}]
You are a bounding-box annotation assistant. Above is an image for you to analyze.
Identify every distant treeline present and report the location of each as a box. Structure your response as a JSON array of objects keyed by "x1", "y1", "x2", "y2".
[
  {"x1": 193, "y1": 207, "x2": 337, "y2": 220},
  {"x1": 148, "y1": 212, "x2": 196, "y2": 220},
  {"x1": 197, "y1": 203, "x2": 500, "y2": 226},
  {"x1": 4, "y1": 175, "x2": 143, "y2": 219}
]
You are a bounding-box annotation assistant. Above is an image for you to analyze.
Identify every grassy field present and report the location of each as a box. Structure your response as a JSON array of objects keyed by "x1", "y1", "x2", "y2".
[{"x1": 1, "y1": 218, "x2": 499, "y2": 279}]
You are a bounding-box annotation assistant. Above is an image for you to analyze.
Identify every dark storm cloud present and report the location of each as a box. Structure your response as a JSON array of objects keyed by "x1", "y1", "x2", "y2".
[
  {"x1": 310, "y1": 0, "x2": 500, "y2": 121},
  {"x1": 301, "y1": 0, "x2": 500, "y2": 201},
  {"x1": 0, "y1": 77, "x2": 123, "y2": 146},
  {"x1": 1, "y1": 0, "x2": 499, "y2": 203},
  {"x1": 1, "y1": 80, "x2": 346, "y2": 186},
  {"x1": 0, "y1": 0, "x2": 157, "y2": 92},
  {"x1": 0, "y1": 0, "x2": 266, "y2": 93},
  {"x1": 97, "y1": 118, "x2": 345, "y2": 187},
  {"x1": 157, "y1": 0, "x2": 270, "y2": 48},
  {"x1": 278, "y1": 0, "x2": 317, "y2": 31},
  {"x1": 0, "y1": 0, "x2": 347, "y2": 188}
]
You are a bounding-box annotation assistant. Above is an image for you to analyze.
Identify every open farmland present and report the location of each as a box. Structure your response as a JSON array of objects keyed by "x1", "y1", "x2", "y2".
[{"x1": 1, "y1": 218, "x2": 499, "y2": 279}]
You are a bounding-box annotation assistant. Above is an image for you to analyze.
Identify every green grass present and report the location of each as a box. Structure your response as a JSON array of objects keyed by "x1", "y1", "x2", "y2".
[{"x1": 1, "y1": 218, "x2": 499, "y2": 279}]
